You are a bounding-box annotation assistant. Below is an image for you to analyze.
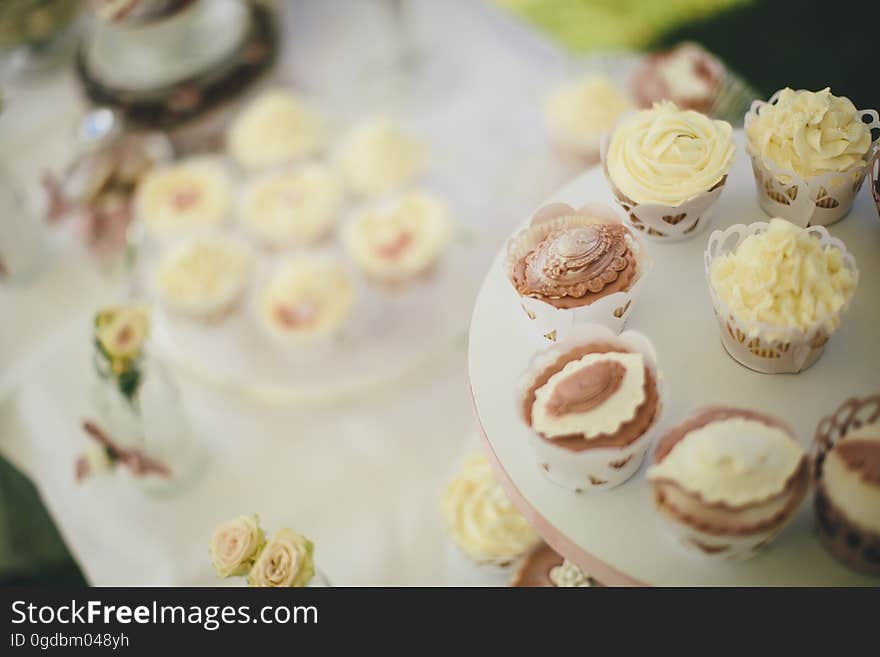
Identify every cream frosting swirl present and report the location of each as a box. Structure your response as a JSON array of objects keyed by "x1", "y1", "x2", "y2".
[
  {"x1": 342, "y1": 190, "x2": 451, "y2": 281},
  {"x1": 441, "y1": 454, "x2": 539, "y2": 563},
  {"x1": 228, "y1": 90, "x2": 324, "y2": 170},
  {"x1": 338, "y1": 118, "x2": 427, "y2": 197},
  {"x1": 531, "y1": 352, "x2": 646, "y2": 440},
  {"x1": 549, "y1": 560, "x2": 593, "y2": 587},
  {"x1": 709, "y1": 218, "x2": 856, "y2": 334},
  {"x1": 241, "y1": 165, "x2": 343, "y2": 246},
  {"x1": 746, "y1": 88, "x2": 872, "y2": 179},
  {"x1": 822, "y1": 424, "x2": 880, "y2": 533},
  {"x1": 544, "y1": 76, "x2": 634, "y2": 147},
  {"x1": 606, "y1": 101, "x2": 734, "y2": 205},
  {"x1": 647, "y1": 417, "x2": 804, "y2": 507}
]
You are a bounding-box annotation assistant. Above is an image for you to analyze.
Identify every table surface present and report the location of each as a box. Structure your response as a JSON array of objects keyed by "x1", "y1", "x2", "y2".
[
  {"x1": 469, "y1": 131, "x2": 880, "y2": 586},
  {"x1": 0, "y1": 0, "x2": 593, "y2": 586}
]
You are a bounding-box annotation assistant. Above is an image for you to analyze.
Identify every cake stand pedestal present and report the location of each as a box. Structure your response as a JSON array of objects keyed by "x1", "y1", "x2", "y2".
[{"x1": 468, "y1": 131, "x2": 880, "y2": 586}]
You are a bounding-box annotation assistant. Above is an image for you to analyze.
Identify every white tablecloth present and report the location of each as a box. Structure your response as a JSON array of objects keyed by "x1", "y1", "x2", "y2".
[{"x1": 0, "y1": 0, "x2": 581, "y2": 585}]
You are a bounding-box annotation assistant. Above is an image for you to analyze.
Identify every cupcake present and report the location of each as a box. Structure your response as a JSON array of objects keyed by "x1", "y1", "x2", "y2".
[
  {"x1": 745, "y1": 87, "x2": 880, "y2": 226},
  {"x1": 705, "y1": 218, "x2": 858, "y2": 374},
  {"x1": 257, "y1": 255, "x2": 355, "y2": 344},
  {"x1": 602, "y1": 101, "x2": 734, "y2": 240},
  {"x1": 154, "y1": 235, "x2": 253, "y2": 320},
  {"x1": 520, "y1": 324, "x2": 663, "y2": 492},
  {"x1": 506, "y1": 202, "x2": 648, "y2": 339},
  {"x1": 135, "y1": 158, "x2": 232, "y2": 240},
  {"x1": 240, "y1": 165, "x2": 343, "y2": 248},
  {"x1": 341, "y1": 190, "x2": 451, "y2": 283},
  {"x1": 630, "y1": 43, "x2": 725, "y2": 115},
  {"x1": 510, "y1": 543, "x2": 599, "y2": 587},
  {"x1": 647, "y1": 406, "x2": 809, "y2": 559},
  {"x1": 813, "y1": 396, "x2": 880, "y2": 576},
  {"x1": 337, "y1": 117, "x2": 427, "y2": 197},
  {"x1": 441, "y1": 453, "x2": 540, "y2": 567},
  {"x1": 543, "y1": 75, "x2": 634, "y2": 165},
  {"x1": 227, "y1": 90, "x2": 324, "y2": 171}
]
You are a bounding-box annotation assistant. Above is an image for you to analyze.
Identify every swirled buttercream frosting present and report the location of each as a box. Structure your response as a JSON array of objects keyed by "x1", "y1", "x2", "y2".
[
  {"x1": 511, "y1": 220, "x2": 638, "y2": 308},
  {"x1": 442, "y1": 454, "x2": 539, "y2": 563},
  {"x1": 606, "y1": 101, "x2": 734, "y2": 205},
  {"x1": 746, "y1": 88, "x2": 872, "y2": 179}
]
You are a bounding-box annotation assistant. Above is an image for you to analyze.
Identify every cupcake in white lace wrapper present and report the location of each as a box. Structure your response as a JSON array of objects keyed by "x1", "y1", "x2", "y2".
[
  {"x1": 136, "y1": 158, "x2": 232, "y2": 240},
  {"x1": 342, "y1": 190, "x2": 451, "y2": 283},
  {"x1": 745, "y1": 87, "x2": 880, "y2": 227},
  {"x1": 227, "y1": 90, "x2": 325, "y2": 171},
  {"x1": 705, "y1": 218, "x2": 858, "y2": 374},
  {"x1": 441, "y1": 453, "x2": 539, "y2": 567},
  {"x1": 240, "y1": 165, "x2": 343, "y2": 248},
  {"x1": 154, "y1": 234, "x2": 253, "y2": 320}
]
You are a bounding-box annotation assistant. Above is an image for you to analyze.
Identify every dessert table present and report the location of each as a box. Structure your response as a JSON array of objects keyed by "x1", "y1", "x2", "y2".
[{"x1": 0, "y1": 0, "x2": 588, "y2": 586}]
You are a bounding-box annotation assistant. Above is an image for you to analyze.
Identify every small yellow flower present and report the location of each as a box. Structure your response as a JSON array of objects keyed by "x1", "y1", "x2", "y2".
[{"x1": 96, "y1": 305, "x2": 151, "y2": 360}]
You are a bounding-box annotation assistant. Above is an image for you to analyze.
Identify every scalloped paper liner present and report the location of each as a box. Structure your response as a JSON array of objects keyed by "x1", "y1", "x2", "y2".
[
  {"x1": 518, "y1": 324, "x2": 666, "y2": 492},
  {"x1": 704, "y1": 222, "x2": 859, "y2": 374},
  {"x1": 600, "y1": 134, "x2": 728, "y2": 242},
  {"x1": 812, "y1": 396, "x2": 880, "y2": 576},
  {"x1": 745, "y1": 91, "x2": 880, "y2": 227},
  {"x1": 506, "y1": 202, "x2": 651, "y2": 341},
  {"x1": 870, "y1": 149, "x2": 880, "y2": 221}
]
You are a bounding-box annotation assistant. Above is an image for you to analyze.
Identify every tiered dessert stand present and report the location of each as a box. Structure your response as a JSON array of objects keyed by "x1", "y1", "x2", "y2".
[{"x1": 468, "y1": 131, "x2": 880, "y2": 586}]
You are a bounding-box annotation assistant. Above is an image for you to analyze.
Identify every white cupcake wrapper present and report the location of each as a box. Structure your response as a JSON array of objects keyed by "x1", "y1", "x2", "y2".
[
  {"x1": 518, "y1": 323, "x2": 666, "y2": 492},
  {"x1": 704, "y1": 222, "x2": 859, "y2": 374},
  {"x1": 506, "y1": 202, "x2": 651, "y2": 340},
  {"x1": 600, "y1": 134, "x2": 728, "y2": 242},
  {"x1": 745, "y1": 92, "x2": 880, "y2": 227}
]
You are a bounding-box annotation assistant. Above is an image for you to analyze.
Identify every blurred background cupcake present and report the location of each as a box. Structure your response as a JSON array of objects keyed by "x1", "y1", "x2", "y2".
[
  {"x1": 813, "y1": 396, "x2": 880, "y2": 576},
  {"x1": 602, "y1": 101, "x2": 734, "y2": 240},
  {"x1": 519, "y1": 324, "x2": 663, "y2": 492},
  {"x1": 509, "y1": 542, "x2": 599, "y2": 587},
  {"x1": 648, "y1": 406, "x2": 809, "y2": 559},
  {"x1": 745, "y1": 87, "x2": 879, "y2": 227},
  {"x1": 705, "y1": 218, "x2": 858, "y2": 374},
  {"x1": 630, "y1": 42, "x2": 724, "y2": 115},
  {"x1": 506, "y1": 202, "x2": 648, "y2": 339}
]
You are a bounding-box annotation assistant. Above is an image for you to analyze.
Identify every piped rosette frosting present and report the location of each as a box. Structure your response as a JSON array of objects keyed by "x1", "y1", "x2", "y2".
[
  {"x1": 813, "y1": 396, "x2": 880, "y2": 575},
  {"x1": 520, "y1": 325, "x2": 663, "y2": 492},
  {"x1": 647, "y1": 406, "x2": 809, "y2": 559},
  {"x1": 256, "y1": 256, "x2": 355, "y2": 344},
  {"x1": 507, "y1": 203, "x2": 648, "y2": 338},
  {"x1": 510, "y1": 543, "x2": 598, "y2": 587}
]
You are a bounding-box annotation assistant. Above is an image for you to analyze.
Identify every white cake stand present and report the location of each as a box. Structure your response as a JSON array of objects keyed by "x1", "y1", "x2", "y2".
[{"x1": 468, "y1": 131, "x2": 880, "y2": 586}]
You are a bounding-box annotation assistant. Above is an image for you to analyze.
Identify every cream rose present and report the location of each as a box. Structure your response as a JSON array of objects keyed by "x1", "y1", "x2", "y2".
[
  {"x1": 95, "y1": 305, "x2": 150, "y2": 359},
  {"x1": 210, "y1": 515, "x2": 266, "y2": 578},
  {"x1": 441, "y1": 454, "x2": 539, "y2": 564},
  {"x1": 746, "y1": 88, "x2": 872, "y2": 179},
  {"x1": 606, "y1": 101, "x2": 734, "y2": 205},
  {"x1": 247, "y1": 529, "x2": 315, "y2": 588}
]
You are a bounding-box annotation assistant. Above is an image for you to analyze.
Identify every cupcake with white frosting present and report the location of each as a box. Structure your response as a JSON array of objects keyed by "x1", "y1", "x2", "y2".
[
  {"x1": 813, "y1": 396, "x2": 880, "y2": 576},
  {"x1": 154, "y1": 234, "x2": 253, "y2": 320},
  {"x1": 507, "y1": 202, "x2": 649, "y2": 339},
  {"x1": 342, "y1": 190, "x2": 451, "y2": 283},
  {"x1": 240, "y1": 165, "x2": 343, "y2": 248},
  {"x1": 337, "y1": 118, "x2": 427, "y2": 197},
  {"x1": 520, "y1": 324, "x2": 664, "y2": 492},
  {"x1": 544, "y1": 75, "x2": 634, "y2": 164},
  {"x1": 705, "y1": 218, "x2": 858, "y2": 374},
  {"x1": 630, "y1": 43, "x2": 725, "y2": 115},
  {"x1": 256, "y1": 255, "x2": 355, "y2": 344},
  {"x1": 510, "y1": 543, "x2": 598, "y2": 587},
  {"x1": 227, "y1": 90, "x2": 324, "y2": 171},
  {"x1": 136, "y1": 158, "x2": 232, "y2": 240},
  {"x1": 745, "y1": 87, "x2": 879, "y2": 226},
  {"x1": 602, "y1": 101, "x2": 734, "y2": 240},
  {"x1": 648, "y1": 406, "x2": 809, "y2": 559},
  {"x1": 441, "y1": 453, "x2": 540, "y2": 567}
]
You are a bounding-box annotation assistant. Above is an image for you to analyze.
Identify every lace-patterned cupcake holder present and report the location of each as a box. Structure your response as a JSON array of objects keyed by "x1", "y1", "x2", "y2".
[
  {"x1": 599, "y1": 134, "x2": 728, "y2": 242},
  {"x1": 704, "y1": 222, "x2": 859, "y2": 374},
  {"x1": 506, "y1": 202, "x2": 652, "y2": 342},
  {"x1": 518, "y1": 324, "x2": 666, "y2": 492},
  {"x1": 812, "y1": 396, "x2": 880, "y2": 576},
  {"x1": 744, "y1": 92, "x2": 880, "y2": 227}
]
